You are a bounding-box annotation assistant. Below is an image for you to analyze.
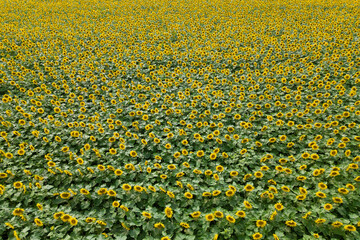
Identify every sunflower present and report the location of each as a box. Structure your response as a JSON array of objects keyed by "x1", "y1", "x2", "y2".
[
  {"x1": 0, "y1": 173, "x2": 8, "y2": 178},
  {"x1": 165, "y1": 207, "x2": 173, "y2": 218},
  {"x1": 244, "y1": 201, "x2": 252, "y2": 209},
  {"x1": 53, "y1": 212, "x2": 64, "y2": 220},
  {"x1": 69, "y1": 217, "x2": 78, "y2": 226},
  {"x1": 60, "y1": 192, "x2": 71, "y2": 199},
  {"x1": 13, "y1": 208, "x2": 24, "y2": 216},
  {"x1": 332, "y1": 221, "x2": 343, "y2": 228},
  {"x1": 191, "y1": 211, "x2": 201, "y2": 218},
  {"x1": 109, "y1": 148, "x2": 117, "y2": 155},
  {"x1": 112, "y1": 201, "x2": 120, "y2": 208},
  {"x1": 244, "y1": 184, "x2": 254, "y2": 192},
  {"x1": 114, "y1": 169, "x2": 123, "y2": 176},
  {"x1": 299, "y1": 187, "x2": 307, "y2": 195},
  {"x1": 346, "y1": 184, "x2": 355, "y2": 191},
  {"x1": 61, "y1": 214, "x2": 71, "y2": 222},
  {"x1": 120, "y1": 205, "x2": 129, "y2": 212},
  {"x1": 296, "y1": 195, "x2": 306, "y2": 201},
  {"x1": 315, "y1": 192, "x2": 326, "y2": 198},
  {"x1": 212, "y1": 190, "x2": 221, "y2": 196},
  {"x1": 97, "y1": 188, "x2": 107, "y2": 195},
  {"x1": 97, "y1": 165, "x2": 105, "y2": 171},
  {"x1": 285, "y1": 220, "x2": 297, "y2": 227},
  {"x1": 318, "y1": 182, "x2": 327, "y2": 190},
  {"x1": 256, "y1": 220, "x2": 266, "y2": 228},
  {"x1": 226, "y1": 190, "x2": 235, "y2": 197},
  {"x1": 209, "y1": 153, "x2": 217, "y2": 160},
  {"x1": 184, "y1": 192, "x2": 193, "y2": 199},
  {"x1": 130, "y1": 151, "x2": 137, "y2": 157},
  {"x1": 315, "y1": 218, "x2": 326, "y2": 224},
  {"x1": 203, "y1": 192, "x2": 212, "y2": 197},
  {"x1": 324, "y1": 203, "x2": 333, "y2": 211},
  {"x1": 338, "y1": 188, "x2": 349, "y2": 194},
  {"x1": 215, "y1": 165, "x2": 224, "y2": 172},
  {"x1": 332, "y1": 197, "x2": 343, "y2": 203},
  {"x1": 344, "y1": 225, "x2": 356, "y2": 231},
  {"x1": 205, "y1": 214, "x2": 215, "y2": 222},
  {"x1": 134, "y1": 185, "x2": 143, "y2": 192},
  {"x1": 274, "y1": 203, "x2": 284, "y2": 211},
  {"x1": 13, "y1": 181, "x2": 23, "y2": 189},
  {"x1": 236, "y1": 210, "x2": 246, "y2": 218},
  {"x1": 260, "y1": 166, "x2": 269, "y2": 171},
  {"x1": 180, "y1": 222, "x2": 190, "y2": 228},
  {"x1": 252, "y1": 232, "x2": 263, "y2": 240},
  {"x1": 154, "y1": 222, "x2": 165, "y2": 229},
  {"x1": 214, "y1": 211, "x2": 224, "y2": 218},
  {"x1": 226, "y1": 215, "x2": 236, "y2": 223},
  {"x1": 254, "y1": 171, "x2": 263, "y2": 178},
  {"x1": 36, "y1": 203, "x2": 43, "y2": 211},
  {"x1": 122, "y1": 184, "x2": 132, "y2": 191},
  {"x1": 142, "y1": 212, "x2": 152, "y2": 219},
  {"x1": 196, "y1": 150, "x2": 204, "y2": 157},
  {"x1": 34, "y1": 218, "x2": 43, "y2": 227}
]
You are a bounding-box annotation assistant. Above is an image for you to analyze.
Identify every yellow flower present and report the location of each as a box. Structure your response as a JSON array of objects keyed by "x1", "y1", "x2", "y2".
[
  {"x1": 332, "y1": 221, "x2": 343, "y2": 228},
  {"x1": 252, "y1": 232, "x2": 263, "y2": 240},
  {"x1": 60, "y1": 192, "x2": 71, "y2": 199},
  {"x1": 244, "y1": 200, "x2": 252, "y2": 209},
  {"x1": 120, "y1": 205, "x2": 129, "y2": 212},
  {"x1": 344, "y1": 225, "x2": 356, "y2": 231},
  {"x1": 154, "y1": 222, "x2": 165, "y2": 229},
  {"x1": 205, "y1": 214, "x2": 215, "y2": 222},
  {"x1": 254, "y1": 171, "x2": 263, "y2": 178},
  {"x1": 13, "y1": 208, "x2": 24, "y2": 216},
  {"x1": 285, "y1": 220, "x2": 297, "y2": 227},
  {"x1": 315, "y1": 191, "x2": 326, "y2": 198},
  {"x1": 13, "y1": 181, "x2": 23, "y2": 189},
  {"x1": 214, "y1": 211, "x2": 224, "y2": 218},
  {"x1": 69, "y1": 217, "x2": 78, "y2": 226},
  {"x1": 165, "y1": 207, "x2": 173, "y2": 218},
  {"x1": 180, "y1": 222, "x2": 190, "y2": 228},
  {"x1": 274, "y1": 203, "x2": 283, "y2": 211},
  {"x1": 130, "y1": 151, "x2": 137, "y2": 157},
  {"x1": 184, "y1": 192, "x2": 193, "y2": 199},
  {"x1": 215, "y1": 165, "x2": 224, "y2": 172},
  {"x1": 114, "y1": 169, "x2": 123, "y2": 176},
  {"x1": 244, "y1": 184, "x2": 254, "y2": 192},
  {"x1": 324, "y1": 203, "x2": 333, "y2": 211},
  {"x1": 236, "y1": 210, "x2": 246, "y2": 218},
  {"x1": 122, "y1": 184, "x2": 132, "y2": 191},
  {"x1": 142, "y1": 212, "x2": 152, "y2": 219},
  {"x1": 36, "y1": 203, "x2": 43, "y2": 211},
  {"x1": 34, "y1": 218, "x2": 43, "y2": 227},
  {"x1": 196, "y1": 150, "x2": 204, "y2": 157},
  {"x1": 112, "y1": 201, "x2": 120, "y2": 208},
  {"x1": 61, "y1": 214, "x2": 71, "y2": 222},
  {"x1": 191, "y1": 211, "x2": 201, "y2": 218},
  {"x1": 107, "y1": 189, "x2": 116, "y2": 197},
  {"x1": 315, "y1": 218, "x2": 326, "y2": 224},
  {"x1": 212, "y1": 190, "x2": 221, "y2": 196},
  {"x1": 256, "y1": 220, "x2": 266, "y2": 228},
  {"x1": 53, "y1": 212, "x2": 64, "y2": 219}
]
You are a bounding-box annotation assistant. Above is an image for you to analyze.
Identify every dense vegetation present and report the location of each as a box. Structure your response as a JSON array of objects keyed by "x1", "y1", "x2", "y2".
[{"x1": 0, "y1": 0, "x2": 359, "y2": 239}]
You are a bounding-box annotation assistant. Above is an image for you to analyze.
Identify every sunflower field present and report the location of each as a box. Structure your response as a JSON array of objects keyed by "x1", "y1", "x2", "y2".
[{"x1": 0, "y1": 0, "x2": 360, "y2": 239}]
